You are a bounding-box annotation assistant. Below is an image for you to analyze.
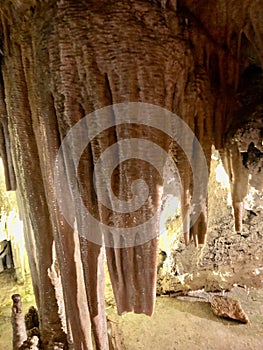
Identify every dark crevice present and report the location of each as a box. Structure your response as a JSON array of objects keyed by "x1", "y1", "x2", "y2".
[
  {"x1": 50, "y1": 92, "x2": 63, "y2": 147},
  {"x1": 242, "y1": 142, "x2": 263, "y2": 169},
  {"x1": 240, "y1": 32, "x2": 260, "y2": 71},
  {"x1": 209, "y1": 53, "x2": 220, "y2": 88},
  {"x1": 104, "y1": 72, "x2": 114, "y2": 106}
]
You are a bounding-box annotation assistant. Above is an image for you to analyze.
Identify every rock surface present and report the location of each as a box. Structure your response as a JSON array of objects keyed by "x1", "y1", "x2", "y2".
[
  {"x1": 11, "y1": 294, "x2": 27, "y2": 350},
  {"x1": 0, "y1": 1, "x2": 262, "y2": 347},
  {"x1": 157, "y1": 155, "x2": 263, "y2": 295},
  {"x1": 211, "y1": 295, "x2": 249, "y2": 323}
]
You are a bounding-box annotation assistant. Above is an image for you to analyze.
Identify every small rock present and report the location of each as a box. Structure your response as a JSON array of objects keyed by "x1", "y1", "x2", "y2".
[
  {"x1": 25, "y1": 306, "x2": 39, "y2": 331},
  {"x1": 211, "y1": 295, "x2": 249, "y2": 323},
  {"x1": 29, "y1": 335, "x2": 39, "y2": 349},
  {"x1": 19, "y1": 335, "x2": 39, "y2": 350},
  {"x1": 53, "y1": 342, "x2": 64, "y2": 350}
]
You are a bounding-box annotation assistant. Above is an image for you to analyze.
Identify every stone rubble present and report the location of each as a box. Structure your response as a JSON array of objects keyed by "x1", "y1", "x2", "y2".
[{"x1": 211, "y1": 295, "x2": 249, "y2": 323}]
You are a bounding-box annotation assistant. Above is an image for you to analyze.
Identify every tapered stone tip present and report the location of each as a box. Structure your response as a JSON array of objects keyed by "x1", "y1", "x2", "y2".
[
  {"x1": 12, "y1": 294, "x2": 21, "y2": 303},
  {"x1": 12, "y1": 294, "x2": 23, "y2": 314}
]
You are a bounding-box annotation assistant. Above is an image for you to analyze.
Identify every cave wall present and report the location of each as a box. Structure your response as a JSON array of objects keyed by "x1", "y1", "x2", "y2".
[
  {"x1": 0, "y1": 1, "x2": 262, "y2": 349},
  {"x1": 158, "y1": 154, "x2": 263, "y2": 294}
]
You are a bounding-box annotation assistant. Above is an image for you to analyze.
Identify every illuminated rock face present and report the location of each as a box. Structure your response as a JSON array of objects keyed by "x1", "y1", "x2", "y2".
[
  {"x1": 0, "y1": 1, "x2": 262, "y2": 348},
  {"x1": 157, "y1": 155, "x2": 263, "y2": 296}
]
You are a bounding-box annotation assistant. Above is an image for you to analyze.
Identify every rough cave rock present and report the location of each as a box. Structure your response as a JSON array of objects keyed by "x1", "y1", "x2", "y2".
[{"x1": 0, "y1": 0, "x2": 262, "y2": 349}]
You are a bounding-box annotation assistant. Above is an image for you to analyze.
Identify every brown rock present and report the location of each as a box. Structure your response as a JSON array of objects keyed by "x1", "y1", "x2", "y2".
[
  {"x1": 11, "y1": 294, "x2": 27, "y2": 349},
  {"x1": 211, "y1": 295, "x2": 249, "y2": 323}
]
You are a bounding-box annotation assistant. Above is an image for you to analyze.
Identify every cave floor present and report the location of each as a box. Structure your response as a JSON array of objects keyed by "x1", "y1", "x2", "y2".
[
  {"x1": 107, "y1": 285, "x2": 263, "y2": 350},
  {"x1": 0, "y1": 271, "x2": 263, "y2": 349}
]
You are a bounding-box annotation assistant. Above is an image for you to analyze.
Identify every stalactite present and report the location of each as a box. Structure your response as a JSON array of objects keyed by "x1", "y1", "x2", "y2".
[
  {"x1": 0, "y1": 1, "x2": 262, "y2": 349},
  {"x1": 16, "y1": 190, "x2": 41, "y2": 309},
  {"x1": 0, "y1": 72, "x2": 16, "y2": 190},
  {"x1": 0, "y1": 14, "x2": 67, "y2": 346},
  {"x1": 221, "y1": 145, "x2": 249, "y2": 232}
]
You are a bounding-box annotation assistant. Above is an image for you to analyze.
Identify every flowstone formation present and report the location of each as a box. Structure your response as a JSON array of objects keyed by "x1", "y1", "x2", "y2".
[{"x1": 0, "y1": 1, "x2": 262, "y2": 348}]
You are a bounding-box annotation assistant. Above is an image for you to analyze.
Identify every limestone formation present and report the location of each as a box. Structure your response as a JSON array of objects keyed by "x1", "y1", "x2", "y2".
[
  {"x1": 0, "y1": 1, "x2": 262, "y2": 349},
  {"x1": 211, "y1": 295, "x2": 249, "y2": 324},
  {"x1": 11, "y1": 294, "x2": 27, "y2": 350}
]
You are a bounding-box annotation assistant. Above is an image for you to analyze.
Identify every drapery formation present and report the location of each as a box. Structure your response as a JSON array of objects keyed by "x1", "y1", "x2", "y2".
[{"x1": 0, "y1": 1, "x2": 262, "y2": 349}]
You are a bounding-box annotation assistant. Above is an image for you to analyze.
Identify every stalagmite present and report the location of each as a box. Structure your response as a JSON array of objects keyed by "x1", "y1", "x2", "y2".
[{"x1": 11, "y1": 294, "x2": 27, "y2": 350}]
